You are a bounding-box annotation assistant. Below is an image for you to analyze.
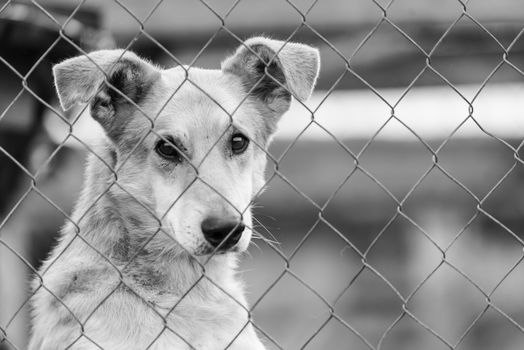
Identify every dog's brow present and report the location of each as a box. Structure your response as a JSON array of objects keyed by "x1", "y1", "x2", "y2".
[
  {"x1": 157, "y1": 133, "x2": 189, "y2": 152},
  {"x1": 230, "y1": 123, "x2": 252, "y2": 139}
]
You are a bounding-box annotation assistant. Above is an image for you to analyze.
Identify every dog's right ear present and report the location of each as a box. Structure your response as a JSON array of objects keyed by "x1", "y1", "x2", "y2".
[
  {"x1": 222, "y1": 37, "x2": 320, "y2": 141},
  {"x1": 53, "y1": 49, "x2": 160, "y2": 141}
]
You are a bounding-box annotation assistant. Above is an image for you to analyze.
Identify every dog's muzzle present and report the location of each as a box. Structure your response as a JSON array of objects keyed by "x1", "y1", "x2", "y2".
[{"x1": 201, "y1": 216, "x2": 244, "y2": 252}]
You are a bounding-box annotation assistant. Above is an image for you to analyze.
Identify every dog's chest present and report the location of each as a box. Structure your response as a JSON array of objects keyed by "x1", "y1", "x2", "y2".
[
  {"x1": 128, "y1": 298, "x2": 257, "y2": 350},
  {"x1": 116, "y1": 278, "x2": 256, "y2": 349}
]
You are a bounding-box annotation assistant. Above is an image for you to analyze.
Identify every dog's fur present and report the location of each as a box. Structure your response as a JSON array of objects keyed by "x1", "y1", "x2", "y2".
[{"x1": 28, "y1": 37, "x2": 319, "y2": 350}]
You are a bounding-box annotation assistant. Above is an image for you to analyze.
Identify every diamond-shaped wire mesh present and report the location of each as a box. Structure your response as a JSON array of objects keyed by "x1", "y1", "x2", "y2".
[{"x1": 1, "y1": 0, "x2": 524, "y2": 349}]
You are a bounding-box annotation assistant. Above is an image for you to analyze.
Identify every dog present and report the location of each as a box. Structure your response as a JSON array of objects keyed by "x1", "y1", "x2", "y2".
[{"x1": 28, "y1": 36, "x2": 320, "y2": 350}]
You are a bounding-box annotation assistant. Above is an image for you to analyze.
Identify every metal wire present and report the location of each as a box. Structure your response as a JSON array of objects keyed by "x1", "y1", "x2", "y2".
[{"x1": 1, "y1": 0, "x2": 523, "y2": 349}]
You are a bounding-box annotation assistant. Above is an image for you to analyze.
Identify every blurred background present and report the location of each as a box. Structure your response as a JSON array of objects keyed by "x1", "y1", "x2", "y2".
[{"x1": 1, "y1": 0, "x2": 524, "y2": 349}]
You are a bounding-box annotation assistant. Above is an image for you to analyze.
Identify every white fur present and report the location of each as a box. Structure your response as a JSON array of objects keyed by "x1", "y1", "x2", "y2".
[{"x1": 29, "y1": 37, "x2": 320, "y2": 350}]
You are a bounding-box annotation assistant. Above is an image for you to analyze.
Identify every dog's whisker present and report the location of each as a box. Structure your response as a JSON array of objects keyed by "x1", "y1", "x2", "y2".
[
  {"x1": 253, "y1": 213, "x2": 277, "y2": 222},
  {"x1": 241, "y1": 249, "x2": 254, "y2": 259},
  {"x1": 251, "y1": 231, "x2": 281, "y2": 247},
  {"x1": 247, "y1": 241, "x2": 262, "y2": 255},
  {"x1": 252, "y1": 216, "x2": 273, "y2": 234},
  {"x1": 251, "y1": 230, "x2": 276, "y2": 242},
  {"x1": 252, "y1": 217, "x2": 280, "y2": 245}
]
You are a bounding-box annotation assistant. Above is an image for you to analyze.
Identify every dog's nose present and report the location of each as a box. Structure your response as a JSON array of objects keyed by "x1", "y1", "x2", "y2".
[{"x1": 201, "y1": 217, "x2": 244, "y2": 250}]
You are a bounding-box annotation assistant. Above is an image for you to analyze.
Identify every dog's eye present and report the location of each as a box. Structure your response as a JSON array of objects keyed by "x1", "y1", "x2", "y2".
[
  {"x1": 231, "y1": 133, "x2": 249, "y2": 154},
  {"x1": 155, "y1": 139, "x2": 181, "y2": 161}
]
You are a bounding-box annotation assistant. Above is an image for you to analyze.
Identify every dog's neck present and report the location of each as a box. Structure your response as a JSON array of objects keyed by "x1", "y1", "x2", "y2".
[{"x1": 64, "y1": 141, "x2": 239, "y2": 298}]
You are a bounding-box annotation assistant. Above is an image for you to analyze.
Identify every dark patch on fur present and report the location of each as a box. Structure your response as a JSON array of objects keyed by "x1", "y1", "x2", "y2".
[
  {"x1": 89, "y1": 58, "x2": 158, "y2": 144},
  {"x1": 225, "y1": 44, "x2": 290, "y2": 107},
  {"x1": 104, "y1": 58, "x2": 152, "y2": 107},
  {"x1": 126, "y1": 265, "x2": 167, "y2": 290},
  {"x1": 53, "y1": 268, "x2": 107, "y2": 306},
  {"x1": 88, "y1": 201, "x2": 132, "y2": 262},
  {"x1": 55, "y1": 310, "x2": 76, "y2": 327},
  {"x1": 107, "y1": 145, "x2": 118, "y2": 167},
  {"x1": 248, "y1": 45, "x2": 290, "y2": 105},
  {"x1": 224, "y1": 44, "x2": 291, "y2": 140},
  {"x1": 112, "y1": 235, "x2": 131, "y2": 261},
  {"x1": 126, "y1": 215, "x2": 144, "y2": 229}
]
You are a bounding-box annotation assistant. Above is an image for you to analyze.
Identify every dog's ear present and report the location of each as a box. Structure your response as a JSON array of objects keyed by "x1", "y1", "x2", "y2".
[
  {"x1": 221, "y1": 37, "x2": 320, "y2": 135},
  {"x1": 53, "y1": 49, "x2": 160, "y2": 141}
]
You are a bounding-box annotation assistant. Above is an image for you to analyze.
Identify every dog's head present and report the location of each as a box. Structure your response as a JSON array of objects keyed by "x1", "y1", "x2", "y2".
[{"x1": 53, "y1": 37, "x2": 319, "y2": 256}]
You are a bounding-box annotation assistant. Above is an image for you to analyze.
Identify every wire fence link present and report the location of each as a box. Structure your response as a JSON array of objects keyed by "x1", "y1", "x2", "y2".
[{"x1": 1, "y1": 0, "x2": 524, "y2": 349}]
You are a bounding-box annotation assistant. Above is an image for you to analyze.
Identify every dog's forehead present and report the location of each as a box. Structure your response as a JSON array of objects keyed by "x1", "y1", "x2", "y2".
[
  {"x1": 161, "y1": 66, "x2": 244, "y2": 112},
  {"x1": 152, "y1": 66, "x2": 256, "y2": 136}
]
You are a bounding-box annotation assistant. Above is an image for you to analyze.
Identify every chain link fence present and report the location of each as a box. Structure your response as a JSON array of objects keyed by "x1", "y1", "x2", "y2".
[{"x1": 1, "y1": 0, "x2": 524, "y2": 349}]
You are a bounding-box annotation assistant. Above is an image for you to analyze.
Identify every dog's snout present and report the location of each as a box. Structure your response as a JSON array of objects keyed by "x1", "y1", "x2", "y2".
[{"x1": 201, "y1": 217, "x2": 244, "y2": 250}]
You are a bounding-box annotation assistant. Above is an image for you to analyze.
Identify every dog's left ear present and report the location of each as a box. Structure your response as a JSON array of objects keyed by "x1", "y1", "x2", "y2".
[
  {"x1": 222, "y1": 37, "x2": 320, "y2": 136},
  {"x1": 53, "y1": 49, "x2": 160, "y2": 144}
]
